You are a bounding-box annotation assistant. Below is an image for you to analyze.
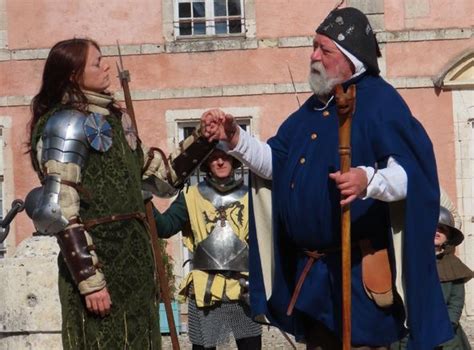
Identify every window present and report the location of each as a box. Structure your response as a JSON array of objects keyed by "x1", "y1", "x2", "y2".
[{"x1": 174, "y1": 0, "x2": 245, "y2": 37}]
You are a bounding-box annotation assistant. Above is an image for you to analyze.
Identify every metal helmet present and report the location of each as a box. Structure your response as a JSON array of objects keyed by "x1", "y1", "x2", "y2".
[
  {"x1": 438, "y1": 206, "x2": 464, "y2": 246},
  {"x1": 199, "y1": 141, "x2": 242, "y2": 174}
]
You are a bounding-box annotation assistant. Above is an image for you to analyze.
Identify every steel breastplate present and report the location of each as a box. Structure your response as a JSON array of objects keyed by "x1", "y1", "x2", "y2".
[
  {"x1": 193, "y1": 219, "x2": 249, "y2": 272},
  {"x1": 192, "y1": 181, "x2": 249, "y2": 272}
]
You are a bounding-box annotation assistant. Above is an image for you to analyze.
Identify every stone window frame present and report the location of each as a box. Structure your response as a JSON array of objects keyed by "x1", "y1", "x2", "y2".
[
  {"x1": 0, "y1": 125, "x2": 5, "y2": 257},
  {"x1": 162, "y1": 0, "x2": 256, "y2": 43},
  {"x1": 433, "y1": 50, "x2": 474, "y2": 89},
  {"x1": 173, "y1": 0, "x2": 245, "y2": 38}
]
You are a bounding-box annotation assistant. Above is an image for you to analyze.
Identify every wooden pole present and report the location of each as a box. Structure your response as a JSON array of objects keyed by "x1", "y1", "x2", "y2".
[
  {"x1": 145, "y1": 201, "x2": 180, "y2": 350},
  {"x1": 116, "y1": 42, "x2": 180, "y2": 350},
  {"x1": 334, "y1": 84, "x2": 356, "y2": 350}
]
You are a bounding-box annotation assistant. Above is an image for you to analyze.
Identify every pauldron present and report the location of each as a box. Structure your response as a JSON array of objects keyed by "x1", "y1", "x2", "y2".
[{"x1": 41, "y1": 110, "x2": 90, "y2": 168}]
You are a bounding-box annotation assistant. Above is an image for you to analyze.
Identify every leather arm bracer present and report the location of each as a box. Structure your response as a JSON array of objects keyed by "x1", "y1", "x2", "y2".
[
  {"x1": 142, "y1": 127, "x2": 216, "y2": 198},
  {"x1": 56, "y1": 225, "x2": 101, "y2": 286}
]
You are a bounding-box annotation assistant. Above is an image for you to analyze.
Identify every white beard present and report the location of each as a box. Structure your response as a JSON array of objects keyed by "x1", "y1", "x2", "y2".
[{"x1": 308, "y1": 62, "x2": 342, "y2": 97}]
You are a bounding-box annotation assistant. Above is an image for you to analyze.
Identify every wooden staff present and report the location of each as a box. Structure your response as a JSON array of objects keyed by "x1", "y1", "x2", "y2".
[
  {"x1": 334, "y1": 84, "x2": 356, "y2": 350},
  {"x1": 116, "y1": 42, "x2": 180, "y2": 350}
]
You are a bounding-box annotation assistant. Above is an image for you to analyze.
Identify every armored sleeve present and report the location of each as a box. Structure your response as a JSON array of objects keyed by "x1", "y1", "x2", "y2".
[
  {"x1": 142, "y1": 127, "x2": 216, "y2": 197},
  {"x1": 31, "y1": 110, "x2": 106, "y2": 295}
]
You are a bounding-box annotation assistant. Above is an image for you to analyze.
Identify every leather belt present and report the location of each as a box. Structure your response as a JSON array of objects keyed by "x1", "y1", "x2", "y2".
[
  {"x1": 286, "y1": 247, "x2": 345, "y2": 316},
  {"x1": 70, "y1": 212, "x2": 147, "y2": 231}
]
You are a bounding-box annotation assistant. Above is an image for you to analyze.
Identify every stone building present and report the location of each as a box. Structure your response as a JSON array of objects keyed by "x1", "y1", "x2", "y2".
[{"x1": 0, "y1": 0, "x2": 472, "y2": 348}]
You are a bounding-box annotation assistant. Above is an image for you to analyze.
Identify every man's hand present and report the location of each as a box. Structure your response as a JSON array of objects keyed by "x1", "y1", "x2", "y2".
[
  {"x1": 200, "y1": 109, "x2": 239, "y2": 149},
  {"x1": 329, "y1": 167, "x2": 368, "y2": 206},
  {"x1": 85, "y1": 287, "x2": 112, "y2": 317}
]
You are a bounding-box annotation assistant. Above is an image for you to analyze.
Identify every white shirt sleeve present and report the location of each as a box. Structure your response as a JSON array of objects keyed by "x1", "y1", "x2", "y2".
[
  {"x1": 358, "y1": 156, "x2": 407, "y2": 202},
  {"x1": 227, "y1": 127, "x2": 273, "y2": 180}
]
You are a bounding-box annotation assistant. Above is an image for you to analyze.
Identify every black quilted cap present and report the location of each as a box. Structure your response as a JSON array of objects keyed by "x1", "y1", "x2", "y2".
[{"x1": 316, "y1": 7, "x2": 381, "y2": 75}]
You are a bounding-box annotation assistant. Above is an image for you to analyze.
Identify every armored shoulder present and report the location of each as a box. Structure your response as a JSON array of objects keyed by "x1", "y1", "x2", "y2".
[{"x1": 41, "y1": 109, "x2": 89, "y2": 168}]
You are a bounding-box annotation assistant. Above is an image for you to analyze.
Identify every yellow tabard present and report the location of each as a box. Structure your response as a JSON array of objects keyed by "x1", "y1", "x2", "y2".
[{"x1": 179, "y1": 184, "x2": 249, "y2": 307}]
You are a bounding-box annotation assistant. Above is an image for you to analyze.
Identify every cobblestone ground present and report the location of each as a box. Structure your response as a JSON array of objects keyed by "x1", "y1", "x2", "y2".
[
  {"x1": 463, "y1": 316, "x2": 474, "y2": 347},
  {"x1": 163, "y1": 318, "x2": 474, "y2": 349},
  {"x1": 162, "y1": 326, "x2": 305, "y2": 349}
]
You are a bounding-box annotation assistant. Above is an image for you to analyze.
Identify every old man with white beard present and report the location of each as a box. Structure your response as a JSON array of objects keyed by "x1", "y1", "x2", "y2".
[{"x1": 200, "y1": 7, "x2": 452, "y2": 350}]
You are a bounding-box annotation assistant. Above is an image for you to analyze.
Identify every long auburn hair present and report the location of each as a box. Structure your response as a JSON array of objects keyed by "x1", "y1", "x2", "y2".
[{"x1": 27, "y1": 38, "x2": 100, "y2": 156}]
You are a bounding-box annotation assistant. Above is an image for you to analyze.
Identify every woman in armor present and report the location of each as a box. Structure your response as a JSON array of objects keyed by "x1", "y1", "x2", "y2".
[{"x1": 27, "y1": 38, "x2": 208, "y2": 349}]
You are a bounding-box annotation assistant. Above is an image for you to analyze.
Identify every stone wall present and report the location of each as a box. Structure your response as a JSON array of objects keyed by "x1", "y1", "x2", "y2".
[{"x1": 0, "y1": 236, "x2": 62, "y2": 349}]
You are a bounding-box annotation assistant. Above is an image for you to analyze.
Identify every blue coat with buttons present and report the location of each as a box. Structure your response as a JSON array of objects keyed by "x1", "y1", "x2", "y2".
[{"x1": 248, "y1": 74, "x2": 453, "y2": 349}]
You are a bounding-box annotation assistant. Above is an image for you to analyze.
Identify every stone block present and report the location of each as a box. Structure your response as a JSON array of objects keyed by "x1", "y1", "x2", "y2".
[
  {"x1": 0, "y1": 48, "x2": 9, "y2": 61},
  {"x1": 378, "y1": 31, "x2": 409, "y2": 43},
  {"x1": 367, "y1": 14, "x2": 385, "y2": 32},
  {"x1": 0, "y1": 9, "x2": 7, "y2": 31},
  {"x1": 404, "y1": 0, "x2": 430, "y2": 19},
  {"x1": 11, "y1": 49, "x2": 49, "y2": 60},
  {"x1": 347, "y1": 0, "x2": 385, "y2": 14},
  {"x1": 141, "y1": 44, "x2": 164, "y2": 54},
  {"x1": 241, "y1": 38, "x2": 257, "y2": 50},
  {"x1": 258, "y1": 38, "x2": 278, "y2": 48},
  {"x1": 0, "y1": 30, "x2": 6, "y2": 48},
  {"x1": 0, "y1": 237, "x2": 61, "y2": 333},
  {"x1": 0, "y1": 237, "x2": 62, "y2": 349},
  {"x1": 278, "y1": 36, "x2": 312, "y2": 48},
  {"x1": 0, "y1": 333, "x2": 62, "y2": 350}
]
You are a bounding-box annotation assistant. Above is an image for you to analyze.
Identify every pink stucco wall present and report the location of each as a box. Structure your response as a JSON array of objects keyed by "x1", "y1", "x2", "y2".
[
  {"x1": 1, "y1": 0, "x2": 470, "y2": 246},
  {"x1": 385, "y1": 0, "x2": 473, "y2": 31},
  {"x1": 385, "y1": 38, "x2": 474, "y2": 77},
  {"x1": 1, "y1": 47, "x2": 312, "y2": 97},
  {"x1": 399, "y1": 88, "x2": 456, "y2": 200},
  {"x1": 255, "y1": 0, "x2": 335, "y2": 38},
  {"x1": 6, "y1": 0, "x2": 163, "y2": 49}
]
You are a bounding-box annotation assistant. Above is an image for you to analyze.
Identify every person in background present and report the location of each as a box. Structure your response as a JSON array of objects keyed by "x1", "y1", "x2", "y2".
[
  {"x1": 153, "y1": 144, "x2": 262, "y2": 350},
  {"x1": 392, "y1": 205, "x2": 473, "y2": 350}
]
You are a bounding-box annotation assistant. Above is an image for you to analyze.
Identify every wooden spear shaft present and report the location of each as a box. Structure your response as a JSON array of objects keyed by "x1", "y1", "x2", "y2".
[
  {"x1": 334, "y1": 84, "x2": 356, "y2": 350},
  {"x1": 116, "y1": 43, "x2": 180, "y2": 350}
]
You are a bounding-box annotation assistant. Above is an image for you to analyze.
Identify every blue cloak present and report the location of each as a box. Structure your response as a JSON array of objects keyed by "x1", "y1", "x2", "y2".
[{"x1": 248, "y1": 74, "x2": 453, "y2": 349}]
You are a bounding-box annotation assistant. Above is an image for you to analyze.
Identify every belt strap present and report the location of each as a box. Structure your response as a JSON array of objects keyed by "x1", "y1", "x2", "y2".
[
  {"x1": 203, "y1": 273, "x2": 216, "y2": 306},
  {"x1": 82, "y1": 212, "x2": 146, "y2": 231},
  {"x1": 286, "y1": 250, "x2": 326, "y2": 316},
  {"x1": 287, "y1": 244, "x2": 363, "y2": 316}
]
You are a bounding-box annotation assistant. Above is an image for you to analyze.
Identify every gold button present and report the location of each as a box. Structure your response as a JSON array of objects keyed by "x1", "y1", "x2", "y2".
[
  {"x1": 300, "y1": 157, "x2": 306, "y2": 164},
  {"x1": 290, "y1": 182, "x2": 295, "y2": 189},
  {"x1": 322, "y1": 110, "x2": 330, "y2": 117},
  {"x1": 311, "y1": 133, "x2": 317, "y2": 140}
]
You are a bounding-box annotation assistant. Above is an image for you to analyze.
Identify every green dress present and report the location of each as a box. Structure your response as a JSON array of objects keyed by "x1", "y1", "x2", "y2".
[{"x1": 33, "y1": 109, "x2": 161, "y2": 349}]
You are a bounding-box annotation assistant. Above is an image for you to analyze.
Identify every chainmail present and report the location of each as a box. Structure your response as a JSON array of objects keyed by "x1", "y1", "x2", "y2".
[{"x1": 187, "y1": 296, "x2": 262, "y2": 348}]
